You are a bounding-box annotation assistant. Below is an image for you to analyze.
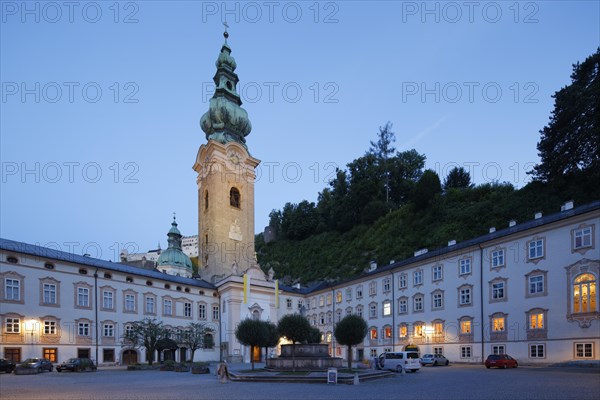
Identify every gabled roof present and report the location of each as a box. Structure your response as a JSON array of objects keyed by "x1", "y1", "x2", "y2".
[
  {"x1": 280, "y1": 200, "x2": 600, "y2": 295},
  {"x1": 0, "y1": 238, "x2": 215, "y2": 290}
]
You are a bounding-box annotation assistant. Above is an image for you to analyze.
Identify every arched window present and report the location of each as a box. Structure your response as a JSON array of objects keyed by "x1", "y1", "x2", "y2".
[
  {"x1": 252, "y1": 310, "x2": 260, "y2": 320},
  {"x1": 229, "y1": 187, "x2": 240, "y2": 208},
  {"x1": 574, "y1": 273, "x2": 597, "y2": 313}
]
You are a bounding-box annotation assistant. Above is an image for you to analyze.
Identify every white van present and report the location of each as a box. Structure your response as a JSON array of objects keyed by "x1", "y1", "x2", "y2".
[{"x1": 376, "y1": 351, "x2": 421, "y2": 373}]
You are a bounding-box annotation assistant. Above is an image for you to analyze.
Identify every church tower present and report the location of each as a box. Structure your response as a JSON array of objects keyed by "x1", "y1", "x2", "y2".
[{"x1": 193, "y1": 29, "x2": 261, "y2": 282}]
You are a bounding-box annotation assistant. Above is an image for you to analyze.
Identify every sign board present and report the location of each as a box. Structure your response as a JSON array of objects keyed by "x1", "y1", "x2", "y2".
[{"x1": 327, "y1": 367, "x2": 337, "y2": 384}]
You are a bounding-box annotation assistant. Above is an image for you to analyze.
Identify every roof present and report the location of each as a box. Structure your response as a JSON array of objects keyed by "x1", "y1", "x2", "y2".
[
  {"x1": 279, "y1": 200, "x2": 600, "y2": 295},
  {"x1": 0, "y1": 238, "x2": 215, "y2": 290}
]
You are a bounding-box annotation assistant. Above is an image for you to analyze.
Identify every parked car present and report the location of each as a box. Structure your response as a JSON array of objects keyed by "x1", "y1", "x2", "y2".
[
  {"x1": 420, "y1": 353, "x2": 450, "y2": 366},
  {"x1": 18, "y1": 358, "x2": 53, "y2": 373},
  {"x1": 0, "y1": 358, "x2": 16, "y2": 373},
  {"x1": 485, "y1": 354, "x2": 518, "y2": 369},
  {"x1": 376, "y1": 351, "x2": 421, "y2": 373},
  {"x1": 56, "y1": 358, "x2": 97, "y2": 372}
]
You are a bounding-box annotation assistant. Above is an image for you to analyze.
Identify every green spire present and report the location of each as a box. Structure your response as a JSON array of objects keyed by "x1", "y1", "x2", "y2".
[{"x1": 200, "y1": 28, "x2": 252, "y2": 148}]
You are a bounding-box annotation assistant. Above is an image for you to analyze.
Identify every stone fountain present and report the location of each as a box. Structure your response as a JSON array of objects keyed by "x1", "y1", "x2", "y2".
[{"x1": 266, "y1": 344, "x2": 342, "y2": 370}]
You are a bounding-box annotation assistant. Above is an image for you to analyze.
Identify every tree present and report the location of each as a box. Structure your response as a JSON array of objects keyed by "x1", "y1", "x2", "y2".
[
  {"x1": 334, "y1": 314, "x2": 367, "y2": 370},
  {"x1": 180, "y1": 323, "x2": 214, "y2": 362},
  {"x1": 307, "y1": 327, "x2": 322, "y2": 344},
  {"x1": 532, "y1": 48, "x2": 600, "y2": 183},
  {"x1": 262, "y1": 321, "x2": 280, "y2": 361},
  {"x1": 277, "y1": 314, "x2": 312, "y2": 371},
  {"x1": 368, "y1": 122, "x2": 396, "y2": 204},
  {"x1": 443, "y1": 167, "x2": 472, "y2": 191},
  {"x1": 156, "y1": 337, "x2": 178, "y2": 363},
  {"x1": 122, "y1": 318, "x2": 166, "y2": 365},
  {"x1": 412, "y1": 169, "x2": 442, "y2": 210},
  {"x1": 235, "y1": 318, "x2": 267, "y2": 370}
]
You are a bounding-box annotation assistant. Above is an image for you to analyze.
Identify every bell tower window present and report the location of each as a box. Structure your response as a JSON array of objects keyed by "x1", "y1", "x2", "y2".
[
  {"x1": 205, "y1": 190, "x2": 209, "y2": 210},
  {"x1": 230, "y1": 187, "x2": 241, "y2": 208}
]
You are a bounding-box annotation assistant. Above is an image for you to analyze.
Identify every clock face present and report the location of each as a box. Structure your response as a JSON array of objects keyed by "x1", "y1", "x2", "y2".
[{"x1": 227, "y1": 149, "x2": 241, "y2": 165}]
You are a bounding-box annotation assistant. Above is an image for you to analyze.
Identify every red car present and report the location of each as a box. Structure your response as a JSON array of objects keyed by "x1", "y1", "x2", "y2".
[{"x1": 485, "y1": 354, "x2": 518, "y2": 369}]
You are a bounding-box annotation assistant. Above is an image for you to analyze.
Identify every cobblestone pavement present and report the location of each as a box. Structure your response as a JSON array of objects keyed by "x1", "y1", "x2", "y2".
[{"x1": 1, "y1": 364, "x2": 598, "y2": 400}]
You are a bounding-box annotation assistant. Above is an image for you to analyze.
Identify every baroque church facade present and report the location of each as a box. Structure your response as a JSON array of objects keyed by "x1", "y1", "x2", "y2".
[{"x1": 1, "y1": 32, "x2": 598, "y2": 367}]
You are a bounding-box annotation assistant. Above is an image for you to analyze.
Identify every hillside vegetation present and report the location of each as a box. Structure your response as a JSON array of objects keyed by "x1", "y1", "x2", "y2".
[{"x1": 255, "y1": 49, "x2": 600, "y2": 284}]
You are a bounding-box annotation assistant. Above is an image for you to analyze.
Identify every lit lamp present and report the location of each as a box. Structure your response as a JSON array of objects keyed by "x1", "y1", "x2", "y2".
[
  {"x1": 423, "y1": 326, "x2": 435, "y2": 353},
  {"x1": 24, "y1": 319, "x2": 37, "y2": 357}
]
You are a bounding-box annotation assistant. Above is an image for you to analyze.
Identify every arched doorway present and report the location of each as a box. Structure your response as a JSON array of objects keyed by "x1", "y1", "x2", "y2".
[{"x1": 122, "y1": 350, "x2": 138, "y2": 365}]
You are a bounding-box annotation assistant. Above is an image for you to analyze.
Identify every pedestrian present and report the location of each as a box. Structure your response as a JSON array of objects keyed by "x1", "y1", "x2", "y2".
[{"x1": 217, "y1": 361, "x2": 230, "y2": 383}]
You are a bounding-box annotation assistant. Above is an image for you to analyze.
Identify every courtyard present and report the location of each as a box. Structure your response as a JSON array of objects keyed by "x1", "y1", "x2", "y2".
[{"x1": 0, "y1": 364, "x2": 598, "y2": 400}]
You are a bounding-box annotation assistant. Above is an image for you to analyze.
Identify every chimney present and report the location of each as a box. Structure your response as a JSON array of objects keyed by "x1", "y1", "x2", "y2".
[
  {"x1": 561, "y1": 200, "x2": 574, "y2": 211},
  {"x1": 448, "y1": 240, "x2": 456, "y2": 247},
  {"x1": 534, "y1": 211, "x2": 543, "y2": 220},
  {"x1": 489, "y1": 227, "x2": 496, "y2": 233},
  {"x1": 509, "y1": 220, "x2": 517, "y2": 227}
]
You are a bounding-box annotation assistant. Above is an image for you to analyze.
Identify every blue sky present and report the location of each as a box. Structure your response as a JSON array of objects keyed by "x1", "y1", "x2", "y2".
[{"x1": 1, "y1": 1, "x2": 599, "y2": 260}]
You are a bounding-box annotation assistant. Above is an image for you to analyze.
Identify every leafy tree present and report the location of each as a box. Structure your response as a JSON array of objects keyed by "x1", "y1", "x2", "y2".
[
  {"x1": 334, "y1": 315, "x2": 368, "y2": 369},
  {"x1": 235, "y1": 318, "x2": 267, "y2": 370},
  {"x1": 122, "y1": 318, "x2": 166, "y2": 365},
  {"x1": 277, "y1": 314, "x2": 312, "y2": 371},
  {"x1": 262, "y1": 321, "x2": 280, "y2": 361},
  {"x1": 369, "y1": 121, "x2": 396, "y2": 161},
  {"x1": 443, "y1": 167, "x2": 472, "y2": 191},
  {"x1": 532, "y1": 48, "x2": 599, "y2": 183},
  {"x1": 156, "y1": 337, "x2": 178, "y2": 363},
  {"x1": 412, "y1": 169, "x2": 442, "y2": 210},
  {"x1": 180, "y1": 322, "x2": 214, "y2": 362},
  {"x1": 388, "y1": 149, "x2": 426, "y2": 205},
  {"x1": 307, "y1": 327, "x2": 322, "y2": 344}
]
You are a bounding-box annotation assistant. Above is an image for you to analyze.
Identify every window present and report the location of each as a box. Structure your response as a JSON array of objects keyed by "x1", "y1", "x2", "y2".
[
  {"x1": 491, "y1": 249, "x2": 505, "y2": 268},
  {"x1": 145, "y1": 297, "x2": 155, "y2": 314},
  {"x1": 460, "y1": 320, "x2": 471, "y2": 334},
  {"x1": 369, "y1": 303, "x2": 378, "y2": 319},
  {"x1": 326, "y1": 294, "x2": 332, "y2": 305},
  {"x1": 413, "y1": 294, "x2": 423, "y2": 312},
  {"x1": 573, "y1": 226, "x2": 593, "y2": 250},
  {"x1": 398, "y1": 297, "x2": 408, "y2": 314},
  {"x1": 459, "y1": 286, "x2": 472, "y2": 306},
  {"x1": 286, "y1": 298, "x2": 292, "y2": 309},
  {"x1": 327, "y1": 311, "x2": 333, "y2": 324},
  {"x1": 432, "y1": 265, "x2": 443, "y2": 281},
  {"x1": 492, "y1": 345, "x2": 506, "y2": 355},
  {"x1": 399, "y1": 324, "x2": 408, "y2": 338},
  {"x1": 414, "y1": 323, "x2": 423, "y2": 337},
  {"x1": 459, "y1": 258, "x2": 471, "y2": 275},
  {"x1": 382, "y1": 300, "x2": 391, "y2": 316},
  {"x1": 103, "y1": 324, "x2": 114, "y2": 337},
  {"x1": 383, "y1": 278, "x2": 391, "y2": 293},
  {"x1": 383, "y1": 325, "x2": 392, "y2": 339},
  {"x1": 204, "y1": 190, "x2": 209, "y2": 210},
  {"x1": 43, "y1": 348, "x2": 58, "y2": 363},
  {"x1": 492, "y1": 316, "x2": 505, "y2": 332},
  {"x1": 413, "y1": 270, "x2": 423, "y2": 286},
  {"x1": 528, "y1": 238, "x2": 544, "y2": 260},
  {"x1": 573, "y1": 273, "x2": 597, "y2": 313},
  {"x1": 529, "y1": 275, "x2": 545, "y2": 295},
  {"x1": 370, "y1": 349, "x2": 377, "y2": 357},
  {"x1": 530, "y1": 344, "x2": 545, "y2": 358},
  {"x1": 460, "y1": 346, "x2": 472, "y2": 358},
  {"x1": 77, "y1": 287, "x2": 90, "y2": 308},
  {"x1": 491, "y1": 281, "x2": 506, "y2": 301},
  {"x1": 529, "y1": 312, "x2": 544, "y2": 329},
  {"x1": 212, "y1": 305, "x2": 219, "y2": 320},
  {"x1": 433, "y1": 347, "x2": 443, "y2": 355},
  {"x1": 229, "y1": 187, "x2": 240, "y2": 208},
  {"x1": 5, "y1": 317, "x2": 20, "y2": 333},
  {"x1": 433, "y1": 321, "x2": 444, "y2": 337},
  {"x1": 5, "y1": 278, "x2": 20, "y2": 301},
  {"x1": 398, "y1": 274, "x2": 407, "y2": 289},
  {"x1": 432, "y1": 291, "x2": 443, "y2": 309},
  {"x1": 345, "y1": 288, "x2": 352, "y2": 301},
  {"x1": 335, "y1": 309, "x2": 342, "y2": 322},
  {"x1": 184, "y1": 302, "x2": 192, "y2": 317},
  {"x1": 356, "y1": 305, "x2": 364, "y2": 318},
  {"x1": 336, "y1": 291, "x2": 342, "y2": 303},
  {"x1": 103, "y1": 290, "x2": 114, "y2": 310},
  {"x1": 103, "y1": 349, "x2": 115, "y2": 363},
  {"x1": 311, "y1": 298, "x2": 317, "y2": 309},
  {"x1": 575, "y1": 343, "x2": 594, "y2": 358},
  {"x1": 369, "y1": 281, "x2": 377, "y2": 296},
  {"x1": 44, "y1": 320, "x2": 57, "y2": 335},
  {"x1": 369, "y1": 327, "x2": 377, "y2": 340},
  {"x1": 164, "y1": 299, "x2": 173, "y2": 316},
  {"x1": 356, "y1": 285, "x2": 363, "y2": 299},
  {"x1": 345, "y1": 307, "x2": 352, "y2": 316},
  {"x1": 319, "y1": 296, "x2": 324, "y2": 307},
  {"x1": 204, "y1": 333, "x2": 214, "y2": 349},
  {"x1": 42, "y1": 283, "x2": 57, "y2": 305},
  {"x1": 78, "y1": 322, "x2": 90, "y2": 336},
  {"x1": 124, "y1": 294, "x2": 136, "y2": 312},
  {"x1": 319, "y1": 313, "x2": 325, "y2": 325}
]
